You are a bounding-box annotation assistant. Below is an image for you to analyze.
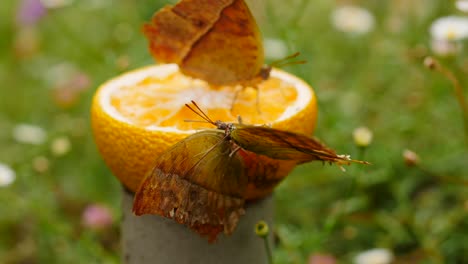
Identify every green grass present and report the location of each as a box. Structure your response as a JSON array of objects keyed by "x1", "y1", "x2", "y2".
[{"x1": 1, "y1": 0, "x2": 467, "y2": 263}]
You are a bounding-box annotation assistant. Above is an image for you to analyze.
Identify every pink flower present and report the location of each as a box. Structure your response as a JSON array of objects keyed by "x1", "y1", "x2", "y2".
[
  {"x1": 308, "y1": 253, "x2": 337, "y2": 264},
  {"x1": 51, "y1": 71, "x2": 92, "y2": 108},
  {"x1": 82, "y1": 204, "x2": 114, "y2": 230},
  {"x1": 16, "y1": 0, "x2": 46, "y2": 26}
]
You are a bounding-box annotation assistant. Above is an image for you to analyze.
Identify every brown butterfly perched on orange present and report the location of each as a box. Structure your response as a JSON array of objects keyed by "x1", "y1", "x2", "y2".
[
  {"x1": 185, "y1": 101, "x2": 369, "y2": 167},
  {"x1": 133, "y1": 128, "x2": 247, "y2": 242},
  {"x1": 133, "y1": 101, "x2": 368, "y2": 242},
  {"x1": 142, "y1": 0, "x2": 275, "y2": 87}
]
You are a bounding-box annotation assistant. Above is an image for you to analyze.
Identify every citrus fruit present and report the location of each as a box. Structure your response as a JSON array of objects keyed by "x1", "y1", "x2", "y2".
[{"x1": 91, "y1": 64, "x2": 317, "y2": 199}]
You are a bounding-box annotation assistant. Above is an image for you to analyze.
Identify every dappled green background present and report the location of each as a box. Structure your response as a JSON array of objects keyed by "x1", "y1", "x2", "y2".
[{"x1": 1, "y1": 0, "x2": 467, "y2": 263}]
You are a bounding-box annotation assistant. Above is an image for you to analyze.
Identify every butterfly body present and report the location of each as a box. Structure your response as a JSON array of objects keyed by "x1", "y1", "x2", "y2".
[
  {"x1": 228, "y1": 126, "x2": 343, "y2": 164},
  {"x1": 216, "y1": 124, "x2": 357, "y2": 165},
  {"x1": 187, "y1": 101, "x2": 368, "y2": 166}
]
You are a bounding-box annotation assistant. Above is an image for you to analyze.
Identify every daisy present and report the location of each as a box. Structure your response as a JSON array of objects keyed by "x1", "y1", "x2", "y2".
[
  {"x1": 331, "y1": 6, "x2": 375, "y2": 35},
  {"x1": 354, "y1": 248, "x2": 394, "y2": 264},
  {"x1": 456, "y1": 0, "x2": 468, "y2": 12},
  {"x1": 12, "y1": 123, "x2": 47, "y2": 145},
  {"x1": 0, "y1": 163, "x2": 16, "y2": 187},
  {"x1": 264, "y1": 38, "x2": 289, "y2": 60},
  {"x1": 353, "y1": 126, "x2": 373, "y2": 147},
  {"x1": 430, "y1": 16, "x2": 468, "y2": 41}
]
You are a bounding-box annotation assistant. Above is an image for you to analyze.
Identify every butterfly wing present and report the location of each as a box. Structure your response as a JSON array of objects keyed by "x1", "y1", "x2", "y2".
[
  {"x1": 181, "y1": 0, "x2": 265, "y2": 85},
  {"x1": 143, "y1": 0, "x2": 234, "y2": 63},
  {"x1": 133, "y1": 130, "x2": 247, "y2": 242},
  {"x1": 143, "y1": 0, "x2": 264, "y2": 86},
  {"x1": 231, "y1": 126, "x2": 354, "y2": 164}
]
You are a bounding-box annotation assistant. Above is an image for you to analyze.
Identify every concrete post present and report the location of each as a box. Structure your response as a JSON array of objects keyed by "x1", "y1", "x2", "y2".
[{"x1": 121, "y1": 189, "x2": 274, "y2": 264}]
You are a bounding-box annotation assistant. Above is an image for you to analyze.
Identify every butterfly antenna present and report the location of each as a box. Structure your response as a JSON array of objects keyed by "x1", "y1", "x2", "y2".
[
  {"x1": 185, "y1": 101, "x2": 215, "y2": 125},
  {"x1": 274, "y1": 60, "x2": 306, "y2": 68},
  {"x1": 190, "y1": 101, "x2": 214, "y2": 123},
  {"x1": 270, "y1": 52, "x2": 306, "y2": 68},
  {"x1": 336, "y1": 154, "x2": 371, "y2": 165},
  {"x1": 183, "y1": 119, "x2": 212, "y2": 124}
]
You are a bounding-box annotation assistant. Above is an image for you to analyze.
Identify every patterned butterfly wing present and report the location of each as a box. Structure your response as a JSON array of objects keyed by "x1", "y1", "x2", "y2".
[
  {"x1": 143, "y1": 0, "x2": 264, "y2": 86},
  {"x1": 143, "y1": 0, "x2": 233, "y2": 63},
  {"x1": 133, "y1": 130, "x2": 247, "y2": 242},
  {"x1": 230, "y1": 126, "x2": 353, "y2": 164},
  {"x1": 180, "y1": 0, "x2": 265, "y2": 85}
]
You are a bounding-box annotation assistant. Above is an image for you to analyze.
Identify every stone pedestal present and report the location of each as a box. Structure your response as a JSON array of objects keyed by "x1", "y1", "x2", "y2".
[{"x1": 121, "y1": 189, "x2": 274, "y2": 264}]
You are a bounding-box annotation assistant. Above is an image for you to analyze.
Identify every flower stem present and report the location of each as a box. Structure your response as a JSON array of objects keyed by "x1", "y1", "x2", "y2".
[
  {"x1": 263, "y1": 236, "x2": 273, "y2": 264},
  {"x1": 424, "y1": 57, "x2": 468, "y2": 144},
  {"x1": 255, "y1": 220, "x2": 273, "y2": 264}
]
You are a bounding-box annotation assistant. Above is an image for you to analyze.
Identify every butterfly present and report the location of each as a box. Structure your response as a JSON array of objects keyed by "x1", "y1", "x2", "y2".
[
  {"x1": 133, "y1": 101, "x2": 368, "y2": 242},
  {"x1": 185, "y1": 101, "x2": 369, "y2": 167},
  {"x1": 133, "y1": 128, "x2": 248, "y2": 242},
  {"x1": 143, "y1": 0, "x2": 272, "y2": 87}
]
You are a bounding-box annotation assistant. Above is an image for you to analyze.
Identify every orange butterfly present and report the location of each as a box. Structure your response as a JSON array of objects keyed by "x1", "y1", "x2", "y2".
[{"x1": 143, "y1": 0, "x2": 270, "y2": 87}]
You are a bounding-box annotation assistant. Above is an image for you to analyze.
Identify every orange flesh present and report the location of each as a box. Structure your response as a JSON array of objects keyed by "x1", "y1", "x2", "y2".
[{"x1": 110, "y1": 72, "x2": 298, "y2": 130}]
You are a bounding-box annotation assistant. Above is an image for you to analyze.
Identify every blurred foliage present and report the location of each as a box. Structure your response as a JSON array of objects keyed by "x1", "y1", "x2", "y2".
[{"x1": 1, "y1": 0, "x2": 467, "y2": 263}]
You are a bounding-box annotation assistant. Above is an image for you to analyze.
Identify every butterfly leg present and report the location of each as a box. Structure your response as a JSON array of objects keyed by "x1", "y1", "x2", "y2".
[
  {"x1": 229, "y1": 146, "x2": 242, "y2": 158},
  {"x1": 236, "y1": 115, "x2": 243, "y2": 125},
  {"x1": 255, "y1": 85, "x2": 262, "y2": 114},
  {"x1": 230, "y1": 86, "x2": 243, "y2": 112}
]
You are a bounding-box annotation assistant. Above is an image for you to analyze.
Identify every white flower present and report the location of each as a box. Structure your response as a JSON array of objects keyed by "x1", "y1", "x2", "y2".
[
  {"x1": 0, "y1": 163, "x2": 16, "y2": 187},
  {"x1": 456, "y1": 0, "x2": 468, "y2": 12},
  {"x1": 264, "y1": 38, "x2": 289, "y2": 60},
  {"x1": 50, "y1": 136, "x2": 71, "y2": 156},
  {"x1": 353, "y1": 126, "x2": 373, "y2": 147},
  {"x1": 430, "y1": 39, "x2": 461, "y2": 56},
  {"x1": 354, "y1": 248, "x2": 394, "y2": 264},
  {"x1": 40, "y1": 0, "x2": 74, "y2": 9},
  {"x1": 430, "y1": 16, "x2": 468, "y2": 41},
  {"x1": 12, "y1": 124, "x2": 47, "y2": 145},
  {"x1": 331, "y1": 6, "x2": 375, "y2": 35}
]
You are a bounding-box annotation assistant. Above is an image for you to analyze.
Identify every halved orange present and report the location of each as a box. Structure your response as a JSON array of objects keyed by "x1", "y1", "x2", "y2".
[{"x1": 91, "y1": 64, "x2": 317, "y2": 199}]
